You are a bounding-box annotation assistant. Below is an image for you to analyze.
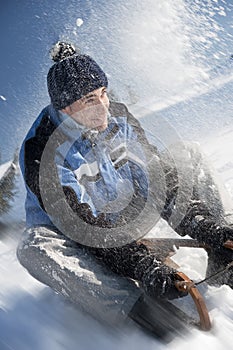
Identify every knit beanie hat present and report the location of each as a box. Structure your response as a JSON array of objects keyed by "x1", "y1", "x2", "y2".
[{"x1": 47, "y1": 41, "x2": 108, "y2": 110}]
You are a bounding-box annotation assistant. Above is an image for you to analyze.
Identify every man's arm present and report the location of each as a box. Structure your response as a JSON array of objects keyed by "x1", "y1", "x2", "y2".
[{"x1": 87, "y1": 239, "x2": 185, "y2": 300}]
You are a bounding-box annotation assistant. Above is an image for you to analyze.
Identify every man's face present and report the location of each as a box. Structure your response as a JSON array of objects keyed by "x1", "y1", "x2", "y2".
[{"x1": 62, "y1": 87, "x2": 109, "y2": 131}]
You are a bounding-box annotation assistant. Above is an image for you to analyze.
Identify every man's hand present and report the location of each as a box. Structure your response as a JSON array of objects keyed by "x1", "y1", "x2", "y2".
[
  {"x1": 140, "y1": 264, "x2": 188, "y2": 300},
  {"x1": 207, "y1": 225, "x2": 233, "y2": 266}
]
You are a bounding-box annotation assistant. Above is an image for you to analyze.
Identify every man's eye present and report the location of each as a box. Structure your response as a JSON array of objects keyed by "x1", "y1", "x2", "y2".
[
  {"x1": 101, "y1": 92, "x2": 107, "y2": 98},
  {"x1": 85, "y1": 99, "x2": 95, "y2": 104}
]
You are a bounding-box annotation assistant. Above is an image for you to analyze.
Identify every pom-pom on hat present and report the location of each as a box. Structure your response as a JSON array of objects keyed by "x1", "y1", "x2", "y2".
[{"x1": 47, "y1": 41, "x2": 108, "y2": 110}]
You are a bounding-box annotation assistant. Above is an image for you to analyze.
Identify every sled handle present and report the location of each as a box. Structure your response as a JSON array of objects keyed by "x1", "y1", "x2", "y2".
[{"x1": 175, "y1": 272, "x2": 211, "y2": 331}]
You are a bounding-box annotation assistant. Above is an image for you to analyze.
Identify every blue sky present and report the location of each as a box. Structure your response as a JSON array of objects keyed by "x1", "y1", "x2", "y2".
[
  {"x1": 0, "y1": 1, "x2": 49, "y2": 161},
  {"x1": 0, "y1": 0, "x2": 92, "y2": 162},
  {"x1": 0, "y1": 0, "x2": 232, "y2": 162}
]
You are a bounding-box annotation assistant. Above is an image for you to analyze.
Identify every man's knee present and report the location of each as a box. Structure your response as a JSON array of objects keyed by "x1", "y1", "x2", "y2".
[{"x1": 16, "y1": 226, "x2": 141, "y2": 325}]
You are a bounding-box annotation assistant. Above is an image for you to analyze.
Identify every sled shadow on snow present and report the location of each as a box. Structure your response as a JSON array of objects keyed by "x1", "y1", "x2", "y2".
[{"x1": 0, "y1": 287, "x2": 168, "y2": 350}]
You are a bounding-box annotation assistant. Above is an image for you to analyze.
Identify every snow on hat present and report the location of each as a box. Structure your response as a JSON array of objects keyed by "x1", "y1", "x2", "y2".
[{"x1": 47, "y1": 41, "x2": 108, "y2": 110}]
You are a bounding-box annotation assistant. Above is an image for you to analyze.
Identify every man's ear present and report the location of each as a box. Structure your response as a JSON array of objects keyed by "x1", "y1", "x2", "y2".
[{"x1": 61, "y1": 106, "x2": 72, "y2": 115}]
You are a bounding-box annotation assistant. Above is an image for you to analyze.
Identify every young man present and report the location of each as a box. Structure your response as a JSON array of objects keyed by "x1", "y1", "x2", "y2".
[{"x1": 17, "y1": 42, "x2": 232, "y2": 332}]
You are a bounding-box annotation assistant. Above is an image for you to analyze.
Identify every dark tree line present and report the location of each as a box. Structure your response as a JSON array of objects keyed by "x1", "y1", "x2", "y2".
[{"x1": 0, "y1": 152, "x2": 18, "y2": 215}]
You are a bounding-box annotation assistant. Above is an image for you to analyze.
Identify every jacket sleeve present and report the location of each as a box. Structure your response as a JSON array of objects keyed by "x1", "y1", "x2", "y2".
[
  {"x1": 57, "y1": 162, "x2": 148, "y2": 229},
  {"x1": 55, "y1": 161, "x2": 113, "y2": 227},
  {"x1": 87, "y1": 240, "x2": 183, "y2": 299},
  {"x1": 62, "y1": 185, "x2": 113, "y2": 227}
]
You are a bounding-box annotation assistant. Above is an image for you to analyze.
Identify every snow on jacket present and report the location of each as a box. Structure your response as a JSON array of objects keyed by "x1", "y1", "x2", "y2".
[
  {"x1": 21, "y1": 101, "x2": 220, "y2": 299},
  {"x1": 19, "y1": 102, "x2": 151, "y2": 229},
  {"x1": 20, "y1": 101, "x2": 187, "y2": 299}
]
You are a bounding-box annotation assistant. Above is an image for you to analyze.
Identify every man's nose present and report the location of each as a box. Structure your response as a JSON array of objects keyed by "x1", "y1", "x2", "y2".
[{"x1": 95, "y1": 97, "x2": 107, "y2": 108}]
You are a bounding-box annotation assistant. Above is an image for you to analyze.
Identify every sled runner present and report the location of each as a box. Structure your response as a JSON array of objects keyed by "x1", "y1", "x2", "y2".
[{"x1": 131, "y1": 237, "x2": 233, "y2": 341}]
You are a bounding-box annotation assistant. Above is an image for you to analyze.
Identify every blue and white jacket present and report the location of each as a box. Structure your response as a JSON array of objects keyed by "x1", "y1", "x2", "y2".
[{"x1": 20, "y1": 103, "x2": 150, "y2": 229}]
